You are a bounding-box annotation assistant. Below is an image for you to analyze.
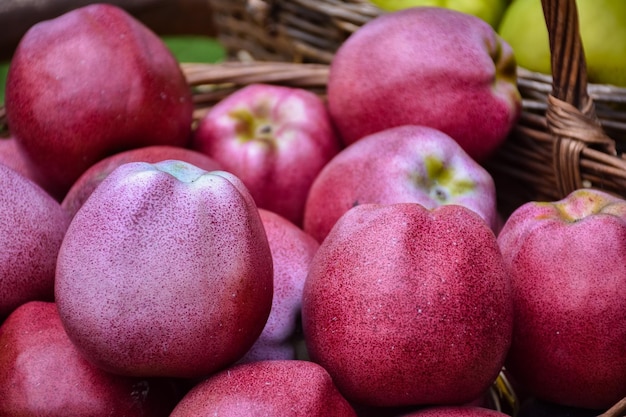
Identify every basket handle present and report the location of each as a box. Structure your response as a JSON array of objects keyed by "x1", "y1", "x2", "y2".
[{"x1": 541, "y1": 0, "x2": 616, "y2": 195}]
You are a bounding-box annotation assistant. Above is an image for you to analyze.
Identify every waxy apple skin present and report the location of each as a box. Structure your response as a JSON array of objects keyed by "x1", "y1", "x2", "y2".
[
  {"x1": 55, "y1": 161, "x2": 273, "y2": 378},
  {"x1": 192, "y1": 83, "x2": 341, "y2": 226},
  {"x1": 0, "y1": 164, "x2": 71, "y2": 319},
  {"x1": 0, "y1": 301, "x2": 180, "y2": 416},
  {"x1": 302, "y1": 203, "x2": 512, "y2": 407},
  {"x1": 327, "y1": 7, "x2": 521, "y2": 161},
  {"x1": 402, "y1": 406, "x2": 512, "y2": 417},
  {"x1": 170, "y1": 360, "x2": 357, "y2": 417},
  {"x1": 5, "y1": 4, "x2": 194, "y2": 199},
  {"x1": 239, "y1": 209, "x2": 320, "y2": 363},
  {"x1": 62, "y1": 145, "x2": 223, "y2": 218},
  {"x1": 497, "y1": 189, "x2": 626, "y2": 409},
  {"x1": 303, "y1": 125, "x2": 499, "y2": 243}
]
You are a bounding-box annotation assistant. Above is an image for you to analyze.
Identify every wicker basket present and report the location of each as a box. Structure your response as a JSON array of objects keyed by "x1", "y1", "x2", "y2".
[{"x1": 206, "y1": 0, "x2": 626, "y2": 215}]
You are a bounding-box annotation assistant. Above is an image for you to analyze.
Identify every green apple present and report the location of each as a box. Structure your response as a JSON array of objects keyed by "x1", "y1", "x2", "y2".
[
  {"x1": 368, "y1": 0, "x2": 511, "y2": 29},
  {"x1": 498, "y1": 0, "x2": 626, "y2": 87}
]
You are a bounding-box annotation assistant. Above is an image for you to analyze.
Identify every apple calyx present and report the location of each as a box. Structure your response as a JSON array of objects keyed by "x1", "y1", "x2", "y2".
[
  {"x1": 541, "y1": 189, "x2": 626, "y2": 223},
  {"x1": 413, "y1": 155, "x2": 475, "y2": 203},
  {"x1": 153, "y1": 160, "x2": 210, "y2": 183},
  {"x1": 229, "y1": 105, "x2": 276, "y2": 146}
]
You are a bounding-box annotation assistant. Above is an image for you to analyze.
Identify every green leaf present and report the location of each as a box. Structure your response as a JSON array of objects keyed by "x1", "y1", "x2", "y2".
[
  {"x1": 161, "y1": 36, "x2": 226, "y2": 64},
  {"x1": 0, "y1": 61, "x2": 9, "y2": 106}
]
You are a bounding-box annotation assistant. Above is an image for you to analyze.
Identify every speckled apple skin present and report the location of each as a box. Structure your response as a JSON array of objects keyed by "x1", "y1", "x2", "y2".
[
  {"x1": 170, "y1": 360, "x2": 357, "y2": 416},
  {"x1": 327, "y1": 7, "x2": 521, "y2": 162},
  {"x1": 0, "y1": 164, "x2": 71, "y2": 319},
  {"x1": 54, "y1": 161, "x2": 273, "y2": 378},
  {"x1": 238, "y1": 209, "x2": 319, "y2": 363},
  {"x1": 401, "y1": 406, "x2": 511, "y2": 417},
  {"x1": 0, "y1": 136, "x2": 40, "y2": 185},
  {"x1": 5, "y1": 3, "x2": 194, "y2": 199},
  {"x1": 191, "y1": 83, "x2": 341, "y2": 226},
  {"x1": 497, "y1": 189, "x2": 626, "y2": 409},
  {"x1": 302, "y1": 203, "x2": 512, "y2": 407},
  {"x1": 62, "y1": 145, "x2": 223, "y2": 218},
  {"x1": 0, "y1": 301, "x2": 180, "y2": 416},
  {"x1": 303, "y1": 125, "x2": 498, "y2": 243}
]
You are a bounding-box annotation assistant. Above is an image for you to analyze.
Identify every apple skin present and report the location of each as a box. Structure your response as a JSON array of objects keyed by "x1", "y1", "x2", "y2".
[
  {"x1": 0, "y1": 136, "x2": 40, "y2": 185},
  {"x1": 54, "y1": 161, "x2": 273, "y2": 378},
  {"x1": 326, "y1": 7, "x2": 521, "y2": 162},
  {"x1": 302, "y1": 202, "x2": 512, "y2": 407},
  {"x1": 0, "y1": 164, "x2": 71, "y2": 320},
  {"x1": 497, "y1": 188, "x2": 626, "y2": 409},
  {"x1": 5, "y1": 3, "x2": 194, "y2": 200},
  {"x1": 191, "y1": 83, "x2": 342, "y2": 226},
  {"x1": 0, "y1": 301, "x2": 181, "y2": 416},
  {"x1": 238, "y1": 209, "x2": 320, "y2": 363},
  {"x1": 170, "y1": 360, "x2": 358, "y2": 417},
  {"x1": 62, "y1": 145, "x2": 223, "y2": 218},
  {"x1": 400, "y1": 406, "x2": 511, "y2": 417},
  {"x1": 303, "y1": 125, "x2": 499, "y2": 243}
]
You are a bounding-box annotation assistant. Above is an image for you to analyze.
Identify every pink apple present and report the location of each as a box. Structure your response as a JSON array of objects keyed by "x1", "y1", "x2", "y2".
[
  {"x1": 326, "y1": 7, "x2": 521, "y2": 162},
  {"x1": 62, "y1": 145, "x2": 223, "y2": 218},
  {"x1": 0, "y1": 164, "x2": 71, "y2": 319},
  {"x1": 5, "y1": 4, "x2": 194, "y2": 199},
  {"x1": 170, "y1": 360, "x2": 357, "y2": 416},
  {"x1": 238, "y1": 208, "x2": 320, "y2": 363},
  {"x1": 54, "y1": 161, "x2": 273, "y2": 378},
  {"x1": 303, "y1": 125, "x2": 499, "y2": 243},
  {"x1": 191, "y1": 83, "x2": 342, "y2": 226},
  {"x1": 497, "y1": 188, "x2": 626, "y2": 409},
  {"x1": 0, "y1": 301, "x2": 181, "y2": 416},
  {"x1": 302, "y1": 202, "x2": 512, "y2": 407}
]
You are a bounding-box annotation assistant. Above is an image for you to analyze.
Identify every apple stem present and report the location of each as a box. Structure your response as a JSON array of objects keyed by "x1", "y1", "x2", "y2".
[{"x1": 598, "y1": 397, "x2": 626, "y2": 417}]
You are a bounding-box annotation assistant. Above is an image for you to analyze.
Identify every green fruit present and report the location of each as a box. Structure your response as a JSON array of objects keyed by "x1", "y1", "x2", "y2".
[
  {"x1": 368, "y1": 0, "x2": 510, "y2": 29},
  {"x1": 498, "y1": 0, "x2": 626, "y2": 87}
]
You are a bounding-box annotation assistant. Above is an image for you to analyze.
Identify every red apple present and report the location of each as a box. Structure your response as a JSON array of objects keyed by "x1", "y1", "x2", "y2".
[
  {"x1": 239, "y1": 209, "x2": 320, "y2": 363},
  {"x1": 191, "y1": 83, "x2": 342, "y2": 226},
  {"x1": 401, "y1": 406, "x2": 511, "y2": 417},
  {"x1": 326, "y1": 7, "x2": 521, "y2": 162},
  {"x1": 497, "y1": 188, "x2": 626, "y2": 409},
  {"x1": 54, "y1": 160, "x2": 273, "y2": 378},
  {"x1": 5, "y1": 3, "x2": 194, "y2": 199},
  {"x1": 303, "y1": 125, "x2": 499, "y2": 243},
  {"x1": 0, "y1": 136, "x2": 39, "y2": 185},
  {"x1": 62, "y1": 145, "x2": 222, "y2": 218},
  {"x1": 170, "y1": 360, "x2": 357, "y2": 416},
  {"x1": 302, "y1": 202, "x2": 512, "y2": 408},
  {"x1": 0, "y1": 301, "x2": 181, "y2": 416},
  {"x1": 0, "y1": 164, "x2": 71, "y2": 319}
]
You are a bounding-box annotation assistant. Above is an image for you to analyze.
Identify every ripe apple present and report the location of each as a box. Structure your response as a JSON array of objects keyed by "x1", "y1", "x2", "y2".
[
  {"x1": 0, "y1": 301, "x2": 181, "y2": 416},
  {"x1": 498, "y1": 0, "x2": 626, "y2": 87},
  {"x1": 238, "y1": 208, "x2": 319, "y2": 363},
  {"x1": 303, "y1": 125, "x2": 499, "y2": 243},
  {"x1": 302, "y1": 202, "x2": 512, "y2": 407},
  {"x1": 497, "y1": 188, "x2": 626, "y2": 409},
  {"x1": 54, "y1": 160, "x2": 273, "y2": 378},
  {"x1": 191, "y1": 83, "x2": 342, "y2": 226},
  {"x1": 0, "y1": 136, "x2": 39, "y2": 185},
  {"x1": 0, "y1": 164, "x2": 71, "y2": 320},
  {"x1": 170, "y1": 360, "x2": 358, "y2": 416},
  {"x1": 401, "y1": 406, "x2": 512, "y2": 417},
  {"x1": 327, "y1": 7, "x2": 521, "y2": 162},
  {"x1": 62, "y1": 145, "x2": 222, "y2": 218},
  {"x1": 368, "y1": 1, "x2": 510, "y2": 29},
  {"x1": 4, "y1": 3, "x2": 194, "y2": 200}
]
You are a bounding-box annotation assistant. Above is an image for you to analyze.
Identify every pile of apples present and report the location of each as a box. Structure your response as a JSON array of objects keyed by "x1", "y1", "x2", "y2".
[{"x1": 1, "y1": 3, "x2": 625, "y2": 417}]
